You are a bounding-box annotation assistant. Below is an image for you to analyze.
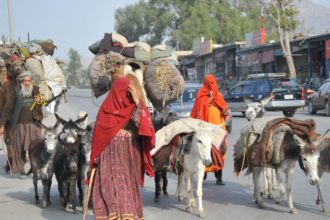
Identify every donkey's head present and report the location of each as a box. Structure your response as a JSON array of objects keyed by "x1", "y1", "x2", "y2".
[
  {"x1": 294, "y1": 135, "x2": 320, "y2": 185},
  {"x1": 191, "y1": 129, "x2": 213, "y2": 166},
  {"x1": 244, "y1": 96, "x2": 272, "y2": 121},
  {"x1": 40, "y1": 120, "x2": 60, "y2": 153},
  {"x1": 55, "y1": 113, "x2": 87, "y2": 144}
]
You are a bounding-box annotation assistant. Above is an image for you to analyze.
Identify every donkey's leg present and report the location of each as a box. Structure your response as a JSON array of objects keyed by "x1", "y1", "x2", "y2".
[
  {"x1": 185, "y1": 173, "x2": 194, "y2": 212},
  {"x1": 263, "y1": 167, "x2": 273, "y2": 199},
  {"x1": 32, "y1": 171, "x2": 40, "y2": 204},
  {"x1": 274, "y1": 164, "x2": 286, "y2": 205},
  {"x1": 177, "y1": 172, "x2": 184, "y2": 202},
  {"x1": 252, "y1": 167, "x2": 264, "y2": 208},
  {"x1": 316, "y1": 172, "x2": 328, "y2": 212},
  {"x1": 285, "y1": 162, "x2": 297, "y2": 214},
  {"x1": 154, "y1": 171, "x2": 161, "y2": 203},
  {"x1": 197, "y1": 166, "x2": 206, "y2": 218},
  {"x1": 162, "y1": 171, "x2": 168, "y2": 197},
  {"x1": 41, "y1": 177, "x2": 50, "y2": 208},
  {"x1": 272, "y1": 168, "x2": 278, "y2": 190}
]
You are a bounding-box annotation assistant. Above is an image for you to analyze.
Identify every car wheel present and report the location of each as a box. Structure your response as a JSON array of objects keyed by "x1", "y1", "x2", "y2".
[
  {"x1": 325, "y1": 101, "x2": 330, "y2": 116},
  {"x1": 308, "y1": 101, "x2": 317, "y2": 114},
  {"x1": 282, "y1": 109, "x2": 296, "y2": 117}
]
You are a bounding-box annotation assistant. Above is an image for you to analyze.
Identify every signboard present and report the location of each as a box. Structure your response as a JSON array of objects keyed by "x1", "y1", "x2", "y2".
[
  {"x1": 187, "y1": 68, "x2": 196, "y2": 80},
  {"x1": 245, "y1": 29, "x2": 266, "y2": 48},
  {"x1": 193, "y1": 37, "x2": 203, "y2": 55},
  {"x1": 326, "y1": 39, "x2": 330, "y2": 59},
  {"x1": 199, "y1": 39, "x2": 213, "y2": 56}
]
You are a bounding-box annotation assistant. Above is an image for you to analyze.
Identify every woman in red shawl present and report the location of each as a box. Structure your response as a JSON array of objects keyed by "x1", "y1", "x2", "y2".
[
  {"x1": 90, "y1": 77, "x2": 155, "y2": 220},
  {"x1": 190, "y1": 74, "x2": 230, "y2": 185}
]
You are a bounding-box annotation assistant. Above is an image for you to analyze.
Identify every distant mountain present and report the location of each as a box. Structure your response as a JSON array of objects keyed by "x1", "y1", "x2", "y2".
[{"x1": 296, "y1": 0, "x2": 330, "y2": 34}]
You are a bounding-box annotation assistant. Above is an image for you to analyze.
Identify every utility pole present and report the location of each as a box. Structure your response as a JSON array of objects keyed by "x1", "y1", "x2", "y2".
[{"x1": 7, "y1": 0, "x2": 14, "y2": 43}]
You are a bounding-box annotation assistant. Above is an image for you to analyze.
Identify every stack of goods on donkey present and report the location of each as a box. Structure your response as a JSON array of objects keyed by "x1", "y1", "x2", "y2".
[
  {"x1": 87, "y1": 32, "x2": 184, "y2": 112},
  {"x1": 233, "y1": 116, "x2": 323, "y2": 214}
]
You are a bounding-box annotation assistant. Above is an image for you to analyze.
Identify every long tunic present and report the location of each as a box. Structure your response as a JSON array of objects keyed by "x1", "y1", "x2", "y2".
[{"x1": 10, "y1": 86, "x2": 43, "y2": 173}]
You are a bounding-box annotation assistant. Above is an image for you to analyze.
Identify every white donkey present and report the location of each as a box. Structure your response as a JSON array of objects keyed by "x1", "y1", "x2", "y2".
[
  {"x1": 252, "y1": 133, "x2": 321, "y2": 214},
  {"x1": 244, "y1": 96, "x2": 277, "y2": 199},
  {"x1": 177, "y1": 129, "x2": 213, "y2": 218},
  {"x1": 299, "y1": 135, "x2": 330, "y2": 212},
  {"x1": 152, "y1": 118, "x2": 226, "y2": 218}
]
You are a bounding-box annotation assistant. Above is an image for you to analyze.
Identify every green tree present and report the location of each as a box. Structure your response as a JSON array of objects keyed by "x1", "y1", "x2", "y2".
[
  {"x1": 114, "y1": 0, "x2": 264, "y2": 49},
  {"x1": 259, "y1": 0, "x2": 299, "y2": 79},
  {"x1": 65, "y1": 48, "x2": 85, "y2": 88}
]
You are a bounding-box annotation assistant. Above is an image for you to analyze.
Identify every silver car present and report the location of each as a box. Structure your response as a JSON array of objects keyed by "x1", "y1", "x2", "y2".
[{"x1": 169, "y1": 83, "x2": 201, "y2": 119}]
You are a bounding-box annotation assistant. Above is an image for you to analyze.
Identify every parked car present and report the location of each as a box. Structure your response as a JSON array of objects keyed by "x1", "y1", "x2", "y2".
[
  {"x1": 224, "y1": 73, "x2": 305, "y2": 117},
  {"x1": 169, "y1": 83, "x2": 201, "y2": 119},
  {"x1": 307, "y1": 79, "x2": 330, "y2": 116}
]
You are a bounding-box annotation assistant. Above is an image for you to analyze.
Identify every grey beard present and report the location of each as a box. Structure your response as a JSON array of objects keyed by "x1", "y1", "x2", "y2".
[{"x1": 20, "y1": 83, "x2": 33, "y2": 98}]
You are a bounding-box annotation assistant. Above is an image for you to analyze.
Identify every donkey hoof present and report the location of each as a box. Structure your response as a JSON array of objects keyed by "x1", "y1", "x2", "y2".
[
  {"x1": 199, "y1": 210, "x2": 206, "y2": 218},
  {"x1": 186, "y1": 206, "x2": 192, "y2": 213},
  {"x1": 163, "y1": 192, "x2": 169, "y2": 198},
  {"x1": 258, "y1": 202, "x2": 265, "y2": 209},
  {"x1": 322, "y1": 207, "x2": 328, "y2": 213},
  {"x1": 274, "y1": 198, "x2": 280, "y2": 204},
  {"x1": 178, "y1": 195, "x2": 184, "y2": 202},
  {"x1": 289, "y1": 208, "x2": 297, "y2": 214},
  {"x1": 41, "y1": 200, "x2": 48, "y2": 208},
  {"x1": 316, "y1": 199, "x2": 320, "y2": 205},
  {"x1": 267, "y1": 194, "x2": 273, "y2": 200},
  {"x1": 154, "y1": 197, "x2": 160, "y2": 203},
  {"x1": 35, "y1": 199, "x2": 40, "y2": 204}
]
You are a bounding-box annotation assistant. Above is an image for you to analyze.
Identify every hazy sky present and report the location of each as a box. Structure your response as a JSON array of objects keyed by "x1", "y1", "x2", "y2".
[{"x1": 0, "y1": 0, "x2": 329, "y2": 59}]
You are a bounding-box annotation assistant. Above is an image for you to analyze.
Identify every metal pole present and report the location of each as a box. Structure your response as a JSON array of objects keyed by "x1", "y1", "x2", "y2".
[{"x1": 7, "y1": 0, "x2": 14, "y2": 43}]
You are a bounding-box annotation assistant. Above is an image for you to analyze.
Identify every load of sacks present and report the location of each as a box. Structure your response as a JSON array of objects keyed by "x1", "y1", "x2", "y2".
[
  {"x1": 0, "y1": 40, "x2": 67, "y2": 114},
  {"x1": 87, "y1": 32, "x2": 184, "y2": 112}
]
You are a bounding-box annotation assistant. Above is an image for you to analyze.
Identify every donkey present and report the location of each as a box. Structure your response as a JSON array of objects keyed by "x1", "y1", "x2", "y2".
[
  {"x1": 177, "y1": 129, "x2": 213, "y2": 218},
  {"x1": 244, "y1": 96, "x2": 272, "y2": 122},
  {"x1": 53, "y1": 137, "x2": 82, "y2": 213},
  {"x1": 244, "y1": 96, "x2": 277, "y2": 198},
  {"x1": 152, "y1": 111, "x2": 175, "y2": 203},
  {"x1": 28, "y1": 120, "x2": 60, "y2": 207},
  {"x1": 55, "y1": 113, "x2": 88, "y2": 206},
  {"x1": 251, "y1": 132, "x2": 321, "y2": 214},
  {"x1": 299, "y1": 135, "x2": 330, "y2": 213}
]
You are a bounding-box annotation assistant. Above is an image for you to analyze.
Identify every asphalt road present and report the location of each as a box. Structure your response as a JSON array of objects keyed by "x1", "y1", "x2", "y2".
[{"x1": 0, "y1": 89, "x2": 329, "y2": 220}]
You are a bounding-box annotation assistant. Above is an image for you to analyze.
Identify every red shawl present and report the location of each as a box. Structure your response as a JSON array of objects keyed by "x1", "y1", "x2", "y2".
[
  {"x1": 90, "y1": 77, "x2": 155, "y2": 185},
  {"x1": 190, "y1": 74, "x2": 228, "y2": 121}
]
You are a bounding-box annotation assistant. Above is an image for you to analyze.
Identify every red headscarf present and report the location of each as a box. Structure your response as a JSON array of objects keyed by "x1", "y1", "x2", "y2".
[
  {"x1": 90, "y1": 77, "x2": 155, "y2": 184},
  {"x1": 190, "y1": 74, "x2": 228, "y2": 121}
]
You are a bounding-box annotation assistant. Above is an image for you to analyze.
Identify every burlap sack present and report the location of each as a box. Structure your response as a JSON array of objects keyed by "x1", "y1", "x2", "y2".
[
  {"x1": 88, "y1": 52, "x2": 125, "y2": 98},
  {"x1": 144, "y1": 58, "x2": 184, "y2": 111}
]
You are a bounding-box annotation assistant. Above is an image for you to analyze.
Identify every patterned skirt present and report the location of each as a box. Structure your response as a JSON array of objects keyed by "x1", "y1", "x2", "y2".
[{"x1": 92, "y1": 131, "x2": 143, "y2": 220}]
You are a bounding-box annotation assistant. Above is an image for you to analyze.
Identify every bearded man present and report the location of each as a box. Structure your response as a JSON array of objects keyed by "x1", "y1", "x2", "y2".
[{"x1": 10, "y1": 71, "x2": 43, "y2": 176}]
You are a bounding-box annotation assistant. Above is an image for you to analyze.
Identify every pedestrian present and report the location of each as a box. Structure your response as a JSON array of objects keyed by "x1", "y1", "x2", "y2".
[
  {"x1": 0, "y1": 55, "x2": 25, "y2": 173},
  {"x1": 225, "y1": 74, "x2": 237, "y2": 91},
  {"x1": 10, "y1": 71, "x2": 43, "y2": 176},
  {"x1": 190, "y1": 73, "x2": 230, "y2": 185},
  {"x1": 89, "y1": 76, "x2": 155, "y2": 219}
]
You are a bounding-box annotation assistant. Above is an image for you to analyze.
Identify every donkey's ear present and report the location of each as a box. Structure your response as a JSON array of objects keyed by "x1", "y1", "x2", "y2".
[
  {"x1": 75, "y1": 113, "x2": 88, "y2": 124},
  {"x1": 293, "y1": 134, "x2": 306, "y2": 148},
  {"x1": 55, "y1": 113, "x2": 67, "y2": 125},
  {"x1": 260, "y1": 95, "x2": 273, "y2": 106},
  {"x1": 243, "y1": 97, "x2": 253, "y2": 104}
]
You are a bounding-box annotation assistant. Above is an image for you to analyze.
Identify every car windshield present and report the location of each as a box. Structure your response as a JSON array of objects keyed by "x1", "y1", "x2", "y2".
[
  {"x1": 270, "y1": 79, "x2": 299, "y2": 88},
  {"x1": 181, "y1": 87, "x2": 199, "y2": 102}
]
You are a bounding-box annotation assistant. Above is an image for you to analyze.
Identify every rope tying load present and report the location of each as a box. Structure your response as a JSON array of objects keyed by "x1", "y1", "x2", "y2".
[{"x1": 152, "y1": 60, "x2": 174, "y2": 92}]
